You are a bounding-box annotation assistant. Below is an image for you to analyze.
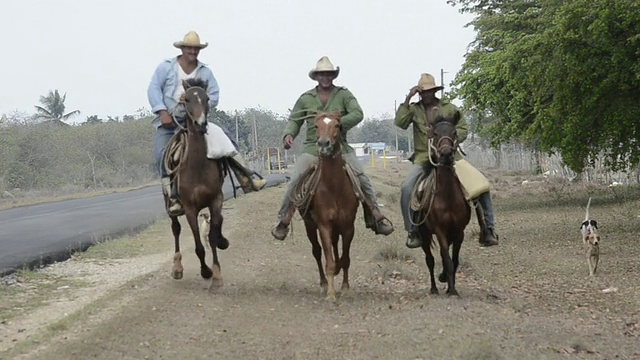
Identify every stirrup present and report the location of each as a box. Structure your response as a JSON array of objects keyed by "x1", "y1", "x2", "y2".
[{"x1": 167, "y1": 200, "x2": 184, "y2": 217}]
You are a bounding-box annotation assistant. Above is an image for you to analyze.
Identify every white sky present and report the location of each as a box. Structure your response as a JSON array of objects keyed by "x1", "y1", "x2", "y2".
[{"x1": 0, "y1": 0, "x2": 475, "y2": 122}]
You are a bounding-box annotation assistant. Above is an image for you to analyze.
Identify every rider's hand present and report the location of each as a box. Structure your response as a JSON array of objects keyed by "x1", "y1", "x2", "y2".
[
  {"x1": 406, "y1": 85, "x2": 421, "y2": 101},
  {"x1": 283, "y1": 135, "x2": 294, "y2": 149},
  {"x1": 179, "y1": 93, "x2": 186, "y2": 103},
  {"x1": 159, "y1": 111, "x2": 173, "y2": 128}
]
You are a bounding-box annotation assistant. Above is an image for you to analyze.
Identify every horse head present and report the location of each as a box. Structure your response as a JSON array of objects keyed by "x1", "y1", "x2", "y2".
[
  {"x1": 182, "y1": 78, "x2": 209, "y2": 134},
  {"x1": 428, "y1": 107, "x2": 460, "y2": 166},
  {"x1": 315, "y1": 112, "x2": 342, "y2": 157}
]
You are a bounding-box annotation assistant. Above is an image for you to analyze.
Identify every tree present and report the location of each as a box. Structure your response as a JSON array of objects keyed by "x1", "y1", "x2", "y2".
[
  {"x1": 34, "y1": 90, "x2": 80, "y2": 125},
  {"x1": 84, "y1": 115, "x2": 103, "y2": 125},
  {"x1": 448, "y1": 0, "x2": 640, "y2": 172}
]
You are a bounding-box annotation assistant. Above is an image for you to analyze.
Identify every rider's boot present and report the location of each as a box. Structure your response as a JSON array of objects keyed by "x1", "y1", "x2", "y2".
[
  {"x1": 229, "y1": 154, "x2": 266, "y2": 193},
  {"x1": 161, "y1": 177, "x2": 184, "y2": 217},
  {"x1": 271, "y1": 203, "x2": 295, "y2": 241},
  {"x1": 363, "y1": 202, "x2": 395, "y2": 236}
]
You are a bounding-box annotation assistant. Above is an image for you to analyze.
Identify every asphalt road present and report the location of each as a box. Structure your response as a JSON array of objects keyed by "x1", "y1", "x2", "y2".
[{"x1": 0, "y1": 174, "x2": 288, "y2": 276}]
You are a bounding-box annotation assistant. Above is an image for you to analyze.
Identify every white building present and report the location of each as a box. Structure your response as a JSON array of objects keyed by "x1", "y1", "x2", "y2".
[{"x1": 349, "y1": 143, "x2": 370, "y2": 157}]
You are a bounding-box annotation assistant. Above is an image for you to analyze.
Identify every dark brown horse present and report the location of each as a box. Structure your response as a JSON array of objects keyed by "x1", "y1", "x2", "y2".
[
  {"x1": 295, "y1": 112, "x2": 360, "y2": 301},
  {"x1": 164, "y1": 78, "x2": 229, "y2": 289},
  {"x1": 418, "y1": 109, "x2": 471, "y2": 296}
]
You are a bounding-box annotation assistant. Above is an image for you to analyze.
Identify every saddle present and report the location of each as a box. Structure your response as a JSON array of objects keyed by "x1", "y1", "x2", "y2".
[
  {"x1": 410, "y1": 159, "x2": 491, "y2": 213},
  {"x1": 290, "y1": 162, "x2": 366, "y2": 217},
  {"x1": 163, "y1": 129, "x2": 233, "y2": 197}
]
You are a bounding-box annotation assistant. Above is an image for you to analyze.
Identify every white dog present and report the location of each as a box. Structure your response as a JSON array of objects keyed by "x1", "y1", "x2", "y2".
[{"x1": 580, "y1": 197, "x2": 600, "y2": 276}]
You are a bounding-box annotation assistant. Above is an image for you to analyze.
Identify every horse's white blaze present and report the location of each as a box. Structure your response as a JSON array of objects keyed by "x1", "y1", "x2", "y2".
[
  {"x1": 195, "y1": 93, "x2": 206, "y2": 125},
  {"x1": 323, "y1": 117, "x2": 332, "y2": 125}
]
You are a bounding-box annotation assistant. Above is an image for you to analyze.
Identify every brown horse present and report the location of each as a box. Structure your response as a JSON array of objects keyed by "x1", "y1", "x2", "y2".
[
  {"x1": 164, "y1": 78, "x2": 229, "y2": 289},
  {"x1": 417, "y1": 109, "x2": 471, "y2": 296},
  {"x1": 295, "y1": 112, "x2": 360, "y2": 301}
]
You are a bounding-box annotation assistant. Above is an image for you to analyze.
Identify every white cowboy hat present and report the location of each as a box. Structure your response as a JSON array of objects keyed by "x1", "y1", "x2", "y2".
[
  {"x1": 173, "y1": 31, "x2": 208, "y2": 49},
  {"x1": 417, "y1": 73, "x2": 444, "y2": 92},
  {"x1": 308, "y1": 56, "x2": 340, "y2": 80}
]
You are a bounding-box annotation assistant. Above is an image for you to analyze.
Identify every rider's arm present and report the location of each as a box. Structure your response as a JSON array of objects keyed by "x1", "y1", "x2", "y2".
[
  {"x1": 283, "y1": 95, "x2": 306, "y2": 140},
  {"x1": 394, "y1": 103, "x2": 414, "y2": 130},
  {"x1": 147, "y1": 62, "x2": 170, "y2": 114},
  {"x1": 203, "y1": 69, "x2": 220, "y2": 109},
  {"x1": 339, "y1": 90, "x2": 363, "y2": 132},
  {"x1": 453, "y1": 106, "x2": 468, "y2": 143}
]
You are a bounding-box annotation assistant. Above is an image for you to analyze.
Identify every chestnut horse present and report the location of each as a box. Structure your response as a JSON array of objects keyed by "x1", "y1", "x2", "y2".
[
  {"x1": 417, "y1": 109, "x2": 471, "y2": 296},
  {"x1": 295, "y1": 112, "x2": 360, "y2": 301},
  {"x1": 164, "y1": 78, "x2": 229, "y2": 289}
]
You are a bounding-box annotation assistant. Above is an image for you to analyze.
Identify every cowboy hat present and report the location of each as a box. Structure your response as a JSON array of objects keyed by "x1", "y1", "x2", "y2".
[
  {"x1": 173, "y1": 31, "x2": 208, "y2": 49},
  {"x1": 309, "y1": 56, "x2": 340, "y2": 80},
  {"x1": 417, "y1": 73, "x2": 443, "y2": 92}
]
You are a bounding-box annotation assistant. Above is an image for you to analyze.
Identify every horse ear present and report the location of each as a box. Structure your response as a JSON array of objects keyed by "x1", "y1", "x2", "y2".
[{"x1": 182, "y1": 79, "x2": 190, "y2": 90}]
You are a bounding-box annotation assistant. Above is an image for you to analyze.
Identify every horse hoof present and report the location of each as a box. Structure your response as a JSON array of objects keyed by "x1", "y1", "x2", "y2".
[
  {"x1": 216, "y1": 237, "x2": 229, "y2": 250},
  {"x1": 438, "y1": 273, "x2": 447, "y2": 283},
  {"x1": 325, "y1": 294, "x2": 337, "y2": 302},
  {"x1": 201, "y1": 267, "x2": 213, "y2": 279},
  {"x1": 210, "y1": 278, "x2": 224, "y2": 289},
  {"x1": 172, "y1": 270, "x2": 183, "y2": 280},
  {"x1": 447, "y1": 290, "x2": 460, "y2": 297},
  {"x1": 430, "y1": 288, "x2": 439, "y2": 295}
]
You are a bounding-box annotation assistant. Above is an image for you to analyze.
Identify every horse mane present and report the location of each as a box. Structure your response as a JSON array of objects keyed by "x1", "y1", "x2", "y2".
[
  {"x1": 185, "y1": 78, "x2": 208, "y2": 89},
  {"x1": 433, "y1": 114, "x2": 451, "y2": 125}
]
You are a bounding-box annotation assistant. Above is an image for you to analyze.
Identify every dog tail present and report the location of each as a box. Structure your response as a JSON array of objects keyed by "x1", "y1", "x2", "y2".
[{"x1": 585, "y1": 197, "x2": 592, "y2": 221}]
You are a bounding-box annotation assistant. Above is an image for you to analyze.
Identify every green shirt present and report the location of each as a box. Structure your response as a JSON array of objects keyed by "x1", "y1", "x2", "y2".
[
  {"x1": 283, "y1": 86, "x2": 363, "y2": 156},
  {"x1": 394, "y1": 100, "x2": 468, "y2": 165}
]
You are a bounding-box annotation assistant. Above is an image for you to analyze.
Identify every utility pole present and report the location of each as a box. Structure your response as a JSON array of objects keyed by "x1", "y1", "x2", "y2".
[
  {"x1": 234, "y1": 110, "x2": 239, "y2": 146},
  {"x1": 440, "y1": 68, "x2": 449, "y2": 99},
  {"x1": 252, "y1": 111, "x2": 259, "y2": 153}
]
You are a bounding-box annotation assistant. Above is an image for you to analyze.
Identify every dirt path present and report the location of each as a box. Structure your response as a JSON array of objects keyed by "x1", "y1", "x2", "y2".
[{"x1": 2, "y1": 165, "x2": 639, "y2": 359}]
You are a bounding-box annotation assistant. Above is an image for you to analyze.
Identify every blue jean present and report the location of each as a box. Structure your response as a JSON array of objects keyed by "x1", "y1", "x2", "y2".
[
  {"x1": 399, "y1": 165, "x2": 496, "y2": 233},
  {"x1": 152, "y1": 105, "x2": 238, "y2": 177}
]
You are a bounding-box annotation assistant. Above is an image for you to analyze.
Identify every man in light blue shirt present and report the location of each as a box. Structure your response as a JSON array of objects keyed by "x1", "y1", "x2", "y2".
[{"x1": 148, "y1": 31, "x2": 266, "y2": 216}]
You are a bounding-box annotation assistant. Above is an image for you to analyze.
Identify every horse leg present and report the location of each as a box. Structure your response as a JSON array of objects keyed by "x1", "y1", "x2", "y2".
[
  {"x1": 184, "y1": 207, "x2": 213, "y2": 280},
  {"x1": 318, "y1": 226, "x2": 337, "y2": 301},
  {"x1": 332, "y1": 230, "x2": 341, "y2": 276},
  {"x1": 451, "y1": 230, "x2": 464, "y2": 275},
  {"x1": 419, "y1": 225, "x2": 438, "y2": 295},
  {"x1": 208, "y1": 193, "x2": 226, "y2": 288},
  {"x1": 305, "y1": 219, "x2": 327, "y2": 293},
  {"x1": 437, "y1": 236, "x2": 458, "y2": 296},
  {"x1": 171, "y1": 216, "x2": 183, "y2": 280},
  {"x1": 340, "y1": 225, "x2": 354, "y2": 296}
]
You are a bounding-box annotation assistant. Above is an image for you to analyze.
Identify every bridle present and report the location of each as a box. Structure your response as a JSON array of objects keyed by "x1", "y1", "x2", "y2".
[
  {"x1": 428, "y1": 121, "x2": 459, "y2": 167},
  {"x1": 174, "y1": 86, "x2": 208, "y2": 132}
]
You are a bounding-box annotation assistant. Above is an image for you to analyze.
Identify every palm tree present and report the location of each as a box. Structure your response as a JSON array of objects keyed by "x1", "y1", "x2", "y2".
[{"x1": 34, "y1": 90, "x2": 80, "y2": 125}]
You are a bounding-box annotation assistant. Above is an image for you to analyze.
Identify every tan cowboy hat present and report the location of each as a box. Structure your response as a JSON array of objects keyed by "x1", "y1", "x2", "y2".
[
  {"x1": 309, "y1": 56, "x2": 340, "y2": 80},
  {"x1": 173, "y1": 31, "x2": 208, "y2": 49},
  {"x1": 417, "y1": 73, "x2": 444, "y2": 92}
]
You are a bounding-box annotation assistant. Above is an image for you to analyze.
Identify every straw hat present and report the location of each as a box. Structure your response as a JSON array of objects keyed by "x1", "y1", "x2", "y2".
[
  {"x1": 417, "y1": 73, "x2": 443, "y2": 92},
  {"x1": 309, "y1": 56, "x2": 340, "y2": 80},
  {"x1": 173, "y1": 31, "x2": 208, "y2": 49}
]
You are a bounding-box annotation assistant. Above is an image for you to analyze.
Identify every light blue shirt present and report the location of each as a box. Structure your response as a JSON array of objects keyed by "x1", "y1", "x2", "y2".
[{"x1": 147, "y1": 56, "x2": 220, "y2": 128}]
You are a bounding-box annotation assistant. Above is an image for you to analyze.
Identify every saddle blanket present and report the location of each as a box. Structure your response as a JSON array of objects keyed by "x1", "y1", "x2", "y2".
[{"x1": 205, "y1": 122, "x2": 238, "y2": 159}]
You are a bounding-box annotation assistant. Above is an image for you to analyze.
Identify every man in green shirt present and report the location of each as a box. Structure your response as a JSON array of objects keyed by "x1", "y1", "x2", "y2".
[
  {"x1": 394, "y1": 73, "x2": 499, "y2": 248},
  {"x1": 271, "y1": 56, "x2": 395, "y2": 240}
]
